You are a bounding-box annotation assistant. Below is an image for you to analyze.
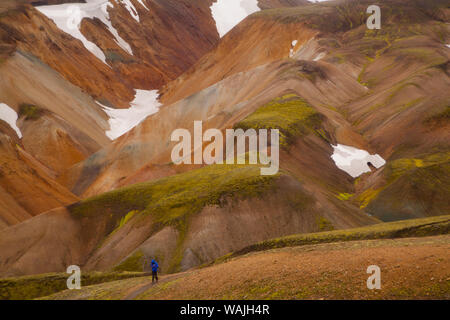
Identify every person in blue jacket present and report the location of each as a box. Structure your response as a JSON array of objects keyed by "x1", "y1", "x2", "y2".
[{"x1": 151, "y1": 259, "x2": 159, "y2": 283}]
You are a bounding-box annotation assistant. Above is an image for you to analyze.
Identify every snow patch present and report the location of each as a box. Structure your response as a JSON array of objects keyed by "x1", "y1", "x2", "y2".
[
  {"x1": 137, "y1": 0, "x2": 149, "y2": 11},
  {"x1": 211, "y1": 0, "x2": 260, "y2": 38},
  {"x1": 99, "y1": 90, "x2": 161, "y2": 140},
  {"x1": 0, "y1": 103, "x2": 22, "y2": 138},
  {"x1": 331, "y1": 144, "x2": 386, "y2": 178},
  {"x1": 36, "y1": 0, "x2": 134, "y2": 65},
  {"x1": 290, "y1": 40, "x2": 298, "y2": 58}
]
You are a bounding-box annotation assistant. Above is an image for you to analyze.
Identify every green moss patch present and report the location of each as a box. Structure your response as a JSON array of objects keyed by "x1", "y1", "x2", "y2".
[
  {"x1": 316, "y1": 216, "x2": 335, "y2": 232},
  {"x1": 113, "y1": 250, "x2": 144, "y2": 273},
  {"x1": 336, "y1": 193, "x2": 354, "y2": 201},
  {"x1": 18, "y1": 103, "x2": 44, "y2": 121},
  {"x1": 71, "y1": 164, "x2": 279, "y2": 226},
  {"x1": 71, "y1": 165, "x2": 280, "y2": 273},
  {"x1": 219, "y1": 215, "x2": 450, "y2": 261},
  {"x1": 366, "y1": 162, "x2": 450, "y2": 221},
  {"x1": 353, "y1": 152, "x2": 450, "y2": 212},
  {"x1": 385, "y1": 152, "x2": 450, "y2": 182},
  {"x1": 69, "y1": 163, "x2": 281, "y2": 274},
  {"x1": 0, "y1": 271, "x2": 146, "y2": 300},
  {"x1": 395, "y1": 47, "x2": 447, "y2": 67},
  {"x1": 357, "y1": 188, "x2": 383, "y2": 209},
  {"x1": 234, "y1": 94, "x2": 325, "y2": 147}
]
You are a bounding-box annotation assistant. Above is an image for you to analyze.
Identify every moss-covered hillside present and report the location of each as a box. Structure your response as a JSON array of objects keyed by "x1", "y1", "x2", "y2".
[
  {"x1": 217, "y1": 215, "x2": 450, "y2": 261},
  {"x1": 0, "y1": 271, "x2": 146, "y2": 300},
  {"x1": 234, "y1": 94, "x2": 327, "y2": 147}
]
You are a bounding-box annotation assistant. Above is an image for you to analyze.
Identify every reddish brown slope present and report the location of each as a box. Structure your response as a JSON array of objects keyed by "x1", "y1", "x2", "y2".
[
  {"x1": 0, "y1": 132, "x2": 79, "y2": 229},
  {"x1": 62, "y1": 0, "x2": 450, "y2": 222},
  {"x1": 78, "y1": 0, "x2": 219, "y2": 90},
  {"x1": 0, "y1": 47, "x2": 107, "y2": 224},
  {"x1": 0, "y1": 4, "x2": 134, "y2": 108},
  {"x1": 159, "y1": 14, "x2": 318, "y2": 105},
  {"x1": 0, "y1": 165, "x2": 376, "y2": 277},
  {"x1": 0, "y1": 1, "x2": 220, "y2": 108},
  {"x1": 0, "y1": 50, "x2": 111, "y2": 172},
  {"x1": 0, "y1": 0, "x2": 220, "y2": 223}
]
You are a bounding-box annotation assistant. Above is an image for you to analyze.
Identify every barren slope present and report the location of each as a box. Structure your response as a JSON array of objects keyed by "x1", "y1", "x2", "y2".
[{"x1": 41, "y1": 234, "x2": 450, "y2": 300}]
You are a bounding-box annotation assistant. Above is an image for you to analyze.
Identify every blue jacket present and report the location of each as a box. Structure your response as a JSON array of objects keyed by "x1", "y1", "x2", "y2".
[{"x1": 151, "y1": 260, "x2": 159, "y2": 272}]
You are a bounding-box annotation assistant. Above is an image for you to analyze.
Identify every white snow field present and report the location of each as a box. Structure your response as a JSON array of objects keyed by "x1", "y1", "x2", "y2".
[
  {"x1": 99, "y1": 90, "x2": 161, "y2": 140},
  {"x1": 0, "y1": 103, "x2": 22, "y2": 138},
  {"x1": 36, "y1": 0, "x2": 134, "y2": 65},
  {"x1": 211, "y1": 0, "x2": 260, "y2": 37},
  {"x1": 331, "y1": 144, "x2": 386, "y2": 178}
]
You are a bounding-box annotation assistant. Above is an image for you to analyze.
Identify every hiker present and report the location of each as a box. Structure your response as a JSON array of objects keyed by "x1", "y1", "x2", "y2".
[{"x1": 151, "y1": 259, "x2": 159, "y2": 283}]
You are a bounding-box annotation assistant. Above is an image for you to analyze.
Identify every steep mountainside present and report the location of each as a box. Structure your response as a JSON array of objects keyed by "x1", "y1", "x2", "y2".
[
  {"x1": 0, "y1": 164, "x2": 376, "y2": 277},
  {"x1": 0, "y1": 0, "x2": 448, "y2": 278},
  {"x1": 0, "y1": 0, "x2": 220, "y2": 226},
  {"x1": 2, "y1": 1, "x2": 219, "y2": 107},
  {"x1": 0, "y1": 0, "x2": 309, "y2": 227}
]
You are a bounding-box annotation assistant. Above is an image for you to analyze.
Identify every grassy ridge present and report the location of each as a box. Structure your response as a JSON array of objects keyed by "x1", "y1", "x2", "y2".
[
  {"x1": 7, "y1": 216, "x2": 449, "y2": 300},
  {"x1": 69, "y1": 164, "x2": 280, "y2": 273},
  {"x1": 0, "y1": 271, "x2": 146, "y2": 300},
  {"x1": 70, "y1": 164, "x2": 278, "y2": 225},
  {"x1": 234, "y1": 94, "x2": 325, "y2": 147},
  {"x1": 214, "y1": 215, "x2": 450, "y2": 263},
  {"x1": 361, "y1": 153, "x2": 450, "y2": 221}
]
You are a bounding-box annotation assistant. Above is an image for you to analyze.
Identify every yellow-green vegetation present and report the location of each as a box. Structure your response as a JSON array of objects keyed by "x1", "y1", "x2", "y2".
[
  {"x1": 234, "y1": 94, "x2": 325, "y2": 147},
  {"x1": 316, "y1": 216, "x2": 334, "y2": 232},
  {"x1": 114, "y1": 250, "x2": 144, "y2": 272},
  {"x1": 71, "y1": 164, "x2": 278, "y2": 225},
  {"x1": 70, "y1": 164, "x2": 280, "y2": 272},
  {"x1": 336, "y1": 193, "x2": 354, "y2": 201},
  {"x1": 357, "y1": 188, "x2": 383, "y2": 209},
  {"x1": 386, "y1": 82, "x2": 422, "y2": 102},
  {"x1": 39, "y1": 276, "x2": 153, "y2": 300},
  {"x1": 385, "y1": 152, "x2": 450, "y2": 182},
  {"x1": 118, "y1": 210, "x2": 138, "y2": 230},
  {"x1": 396, "y1": 47, "x2": 447, "y2": 67},
  {"x1": 218, "y1": 215, "x2": 450, "y2": 260},
  {"x1": 398, "y1": 98, "x2": 424, "y2": 111},
  {"x1": 357, "y1": 60, "x2": 370, "y2": 85},
  {"x1": 367, "y1": 88, "x2": 423, "y2": 113},
  {"x1": 354, "y1": 152, "x2": 450, "y2": 210},
  {"x1": 18, "y1": 103, "x2": 44, "y2": 120},
  {"x1": 39, "y1": 235, "x2": 450, "y2": 300},
  {"x1": 330, "y1": 52, "x2": 346, "y2": 64},
  {"x1": 0, "y1": 271, "x2": 146, "y2": 300}
]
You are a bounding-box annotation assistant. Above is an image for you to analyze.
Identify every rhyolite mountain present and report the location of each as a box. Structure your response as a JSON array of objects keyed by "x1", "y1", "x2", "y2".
[{"x1": 0, "y1": 0, "x2": 448, "y2": 277}]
